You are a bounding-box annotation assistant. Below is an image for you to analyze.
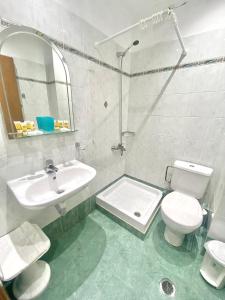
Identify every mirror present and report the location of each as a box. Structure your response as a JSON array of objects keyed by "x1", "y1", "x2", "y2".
[{"x1": 0, "y1": 25, "x2": 75, "y2": 139}]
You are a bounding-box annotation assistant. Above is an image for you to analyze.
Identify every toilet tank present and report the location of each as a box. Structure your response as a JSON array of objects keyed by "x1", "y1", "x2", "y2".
[{"x1": 171, "y1": 160, "x2": 213, "y2": 199}]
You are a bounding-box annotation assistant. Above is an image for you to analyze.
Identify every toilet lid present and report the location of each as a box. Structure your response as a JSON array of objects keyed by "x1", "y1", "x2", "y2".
[
  {"x1": 205, "y1": 240, "x2": 225, "y2": 267},
  {"x1": 161, "y1": 191, "x2": 203, "y2": 227}
]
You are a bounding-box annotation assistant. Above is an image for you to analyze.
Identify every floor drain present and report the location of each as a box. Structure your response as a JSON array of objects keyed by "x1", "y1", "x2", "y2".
[
  {"x1": 160, "y1": 278, "x2": 176, "y2": 297},
  {"x1": 134, "y1": 211, "x2": 141, "y2": 217}
]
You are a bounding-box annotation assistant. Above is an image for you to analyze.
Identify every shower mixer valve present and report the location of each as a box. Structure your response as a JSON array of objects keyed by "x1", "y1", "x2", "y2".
[{"x1": 111, "y1": 143, "x2": 126, "y2": 156}]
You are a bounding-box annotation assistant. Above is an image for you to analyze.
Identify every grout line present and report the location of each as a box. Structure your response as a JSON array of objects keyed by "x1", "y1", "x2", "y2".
[
  {"x1": 0, "y1": 18, "x2": 130, "y2": 78},
  {"x1": 1, "y1": 19, "x2": 225, "y2": 78},
  {"x1": 128, "y1": 90, "x2": 225, "y2": 97},
  {"x1": 131, "y1": 56, "x2": 225, "y2": 77},
  {"x1": 16, "y1": 76, "x2": 71, "y2": 85}
]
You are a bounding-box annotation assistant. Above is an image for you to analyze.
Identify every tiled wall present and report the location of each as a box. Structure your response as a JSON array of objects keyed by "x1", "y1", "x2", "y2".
[
  {"x1": 0, "y1": 0, "x2": 129, "y2": 237},
  {"x1": 1, "y1": 0, "x2": 225, "y2": 237},
  {"x1": 126, "y1": 28, "x2": 225, "y2": 210}
]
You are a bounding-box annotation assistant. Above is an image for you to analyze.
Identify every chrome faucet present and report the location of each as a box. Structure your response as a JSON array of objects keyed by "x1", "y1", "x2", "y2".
[
  {"x1": 45, "y1": 159, "x2": 58, "y2": 175},
  {"x1": 111, "y1": 143, "x2": 126, "y2": 156}
]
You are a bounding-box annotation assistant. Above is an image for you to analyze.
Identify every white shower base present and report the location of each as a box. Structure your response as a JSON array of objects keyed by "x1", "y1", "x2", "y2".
[{"x1": 96, "y1": 176, "x2": 163, "y2": 234}]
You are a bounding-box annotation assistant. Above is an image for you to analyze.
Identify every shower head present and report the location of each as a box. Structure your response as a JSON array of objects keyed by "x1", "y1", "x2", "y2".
[{"x1": 117, "y1": 40, "x2": 140, "y2": 58}]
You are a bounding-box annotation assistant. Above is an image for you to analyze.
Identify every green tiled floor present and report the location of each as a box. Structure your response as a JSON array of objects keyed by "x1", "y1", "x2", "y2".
[{"x1": 37, "y1": 210, "x2": 225, "y2": 300}]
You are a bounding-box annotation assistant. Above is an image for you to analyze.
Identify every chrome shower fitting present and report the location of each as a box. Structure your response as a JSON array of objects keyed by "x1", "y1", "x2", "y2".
[
  {"x1": 111, "y1": 143, "x2": 126, "y2": 156},
  {"x1": 116, "y1": 40, "x2": 139, "y2": 58},
  {"x1": 113, "y1": 39, "x2": 140, "y2": 156}
]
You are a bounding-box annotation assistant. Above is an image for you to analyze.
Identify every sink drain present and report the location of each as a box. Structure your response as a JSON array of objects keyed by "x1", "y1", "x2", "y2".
[
  {"x1": 56, "y1": 189, "x2": 65, "y2": 194},
  {"x1": 160, "y1": 278, "x2": 176, "y2": 297},
  {"x1": 134, "y1": 211, "x2": 141, "y2": 217}
]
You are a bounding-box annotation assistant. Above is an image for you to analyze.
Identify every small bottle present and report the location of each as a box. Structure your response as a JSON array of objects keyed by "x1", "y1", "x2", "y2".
[
  {"x1": 58, "y1": 120, "x2": 63, "y2": 128},
  {"x1": 21, "y1": 122, "x2": 28, "y2": 136},
  {"x1": 54, "y1": 120, "x2": 60, "y2": 130},
  {"x1": 63, "y1": 120, "x2": 69, "y2": 128},
  {"x1": 14, "y1": 121, "x2": 23, "y2": 138}
]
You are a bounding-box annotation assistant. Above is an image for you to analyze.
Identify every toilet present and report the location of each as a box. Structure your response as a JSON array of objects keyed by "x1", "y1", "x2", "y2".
[{"x1": 161, "y1": 160, "x2": 213, "y2": 247}]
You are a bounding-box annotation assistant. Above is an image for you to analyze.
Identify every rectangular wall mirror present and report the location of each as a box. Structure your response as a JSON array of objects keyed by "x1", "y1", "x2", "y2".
[{"x1": 0, "y1": 25, "x2": 75, "y2": 139}]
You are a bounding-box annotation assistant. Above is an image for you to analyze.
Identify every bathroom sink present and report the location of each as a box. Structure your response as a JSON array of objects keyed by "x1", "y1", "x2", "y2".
[{"x1": 7, "y1": 160, "x2": 96, "y2": 209}]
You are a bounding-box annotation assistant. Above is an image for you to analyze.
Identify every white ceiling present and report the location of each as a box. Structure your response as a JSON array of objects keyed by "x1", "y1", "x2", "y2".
[
  {"x1": 55, "y1": 0, "x2": 225, "y2": 49},
  {"x1": 55, "y1": 0, "x2": 185, "y2": 37}
]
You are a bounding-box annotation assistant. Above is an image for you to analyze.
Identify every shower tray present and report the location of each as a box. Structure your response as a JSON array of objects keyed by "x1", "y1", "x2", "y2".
[{"x1": 96, "y1": 176, "x2": 163, "y2": 234}]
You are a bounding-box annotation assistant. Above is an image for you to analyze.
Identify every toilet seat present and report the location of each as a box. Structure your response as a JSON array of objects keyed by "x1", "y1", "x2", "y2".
[
  {"x1": 205, "y1": 240, "x2": 225, "y2": 267},
  {"x1": 161, "y1": 191, "x2": 203, "y2": 229}
]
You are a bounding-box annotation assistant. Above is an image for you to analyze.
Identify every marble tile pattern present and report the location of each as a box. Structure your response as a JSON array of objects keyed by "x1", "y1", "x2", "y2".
[
  {"x1": 0, "y1": 0, "x2": 127, "y2": 237},
  {"x1": 2, "y1": 17, "x2": 225, "y2": 78},
  {"x1": 7, "y1": 210, "x2": 223, "y2": 300},
  {"x1": 126, "y1": 28, "x2": 225, "y2": 214},
  {"x1": 1, "y1": 0, "x2": 225, "y2": 238}
]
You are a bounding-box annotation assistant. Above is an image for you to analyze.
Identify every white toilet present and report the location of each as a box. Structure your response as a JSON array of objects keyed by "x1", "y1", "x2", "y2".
[{"x1": 161, "y1": 160, "x2": 213, "y2": 247}]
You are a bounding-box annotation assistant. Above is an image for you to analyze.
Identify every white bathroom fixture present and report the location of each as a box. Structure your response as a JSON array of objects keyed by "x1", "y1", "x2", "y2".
[
  {"x1": 0, "y1": 222, "x2": 51, "y2": 299},
  {"x1": 96, "y1": 176, "x2": 163, "y2": 234},
  {"x1": 161, "y1": 160, "x2": 213, "y2": 247},
  {"x1": 7, "y1": 160, "x2": 96, "y2": 209},
  {"x1": 200, "y1": 240, "x2": 225, "y2": 289}
]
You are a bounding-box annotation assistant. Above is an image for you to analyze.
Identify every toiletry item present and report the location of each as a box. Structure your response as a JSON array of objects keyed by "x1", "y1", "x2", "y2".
[
  {"x1": 36, "y1": 116, "x2": 55, "y2": 132},
  {"x1": 63, "y1": 120, "x2": 69, "y2": 129},
  {"x1": 21, "y1": 122, "x2": 27, "y2": 131},
  {"x1": 27, "y1": 130, "x2": 43, "y2": 136},
  {"x1": 21, "y1": 122, "x2": 28, "y2": 136},
  {"x1": 13, "y1": 121, "x2": 23, "y2": 138},
  {"x1": 14, "y1": 121, "x2": 22, "y2": 131},
  {"x1": 31, "y1": 121, "x2": 35, "y2": 131},
  {"x1": 54, "y1": 120, "x2": 60, "y2": 130},
  {"x1": 25, "y1": 121, "x2": 35, "y2": 131},
  {"x1": 25, "y1": 121, "x2": 31, "y2": 132},
  {"x1": 58, "y1": 120, "x2": 64, "y2": 128}
]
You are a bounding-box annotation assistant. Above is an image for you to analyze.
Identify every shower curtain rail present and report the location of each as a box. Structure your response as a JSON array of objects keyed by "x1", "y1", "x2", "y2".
[{"x1": 95, "y1": 8, "x2": 187, "y2": 56}]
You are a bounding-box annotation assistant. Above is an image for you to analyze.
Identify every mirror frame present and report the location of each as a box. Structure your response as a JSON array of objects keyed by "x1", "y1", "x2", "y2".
[{"x1": 0, "y1": 25, "x2": 75, "y2": 139}]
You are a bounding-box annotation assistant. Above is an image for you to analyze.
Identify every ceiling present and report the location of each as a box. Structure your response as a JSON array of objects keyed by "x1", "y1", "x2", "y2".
[
  {"x1": 54, "y1": 0, "x2": 186, "y2": 37},
  {"x1": 54, "y1": 0, "x2": 225, "y2": 49}
]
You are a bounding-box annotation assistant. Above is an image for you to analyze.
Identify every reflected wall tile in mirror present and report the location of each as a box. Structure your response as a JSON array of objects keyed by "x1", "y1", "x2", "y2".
[{"x1": 0, "y1": 25, "x2": 75, "y2": 139}]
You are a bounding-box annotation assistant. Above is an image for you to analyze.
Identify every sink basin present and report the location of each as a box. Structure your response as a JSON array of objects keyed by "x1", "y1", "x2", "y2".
[{"x1": 7, "y1": 160, "x2": 96, "y2": 209}]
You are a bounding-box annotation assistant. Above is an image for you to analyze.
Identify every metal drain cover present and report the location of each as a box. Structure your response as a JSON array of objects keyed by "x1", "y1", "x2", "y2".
[
  {"x1": 160, "y1": 278, "x2": 176, "y2": 297},
  {"x1": 56, "y1": 189, "x2": 65, "y2": 194},
  {"x1": 134, "y1": 211, "x2": 141, "y2": 217}
]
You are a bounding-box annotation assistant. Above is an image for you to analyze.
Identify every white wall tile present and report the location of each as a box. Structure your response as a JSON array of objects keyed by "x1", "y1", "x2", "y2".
[
  {"x1": 0, "y1": 1, "x2": 128, "y2": 236},
  {"x1": 126, "y1": 29, "x2": 225, "y2": 214}
]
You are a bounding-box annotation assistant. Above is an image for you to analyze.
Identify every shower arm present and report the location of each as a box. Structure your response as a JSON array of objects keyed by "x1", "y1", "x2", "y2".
[{"x1": 95, "y1": 8, "x2": 187, "y2": 57}]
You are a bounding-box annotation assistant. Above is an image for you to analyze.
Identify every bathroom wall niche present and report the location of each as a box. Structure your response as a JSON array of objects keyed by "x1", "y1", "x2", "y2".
[{"x1": 0, "y1": 25, "x2": 75, "y2": 139}]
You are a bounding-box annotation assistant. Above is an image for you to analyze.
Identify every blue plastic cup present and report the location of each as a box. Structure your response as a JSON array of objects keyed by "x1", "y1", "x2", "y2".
[{"x1": 36, "y1": 116, "x2": 55, "y2": 132}]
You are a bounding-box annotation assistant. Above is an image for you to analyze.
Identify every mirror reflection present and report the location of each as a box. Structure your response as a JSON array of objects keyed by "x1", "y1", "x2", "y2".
[{"x1": 0, "y1": 26, "x2": 74, "y2": 139}]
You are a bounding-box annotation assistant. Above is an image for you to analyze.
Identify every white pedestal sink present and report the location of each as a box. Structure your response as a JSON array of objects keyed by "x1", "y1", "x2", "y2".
[{"x1": 7, "y1": 160, "x2": 96, "y2": 209}]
